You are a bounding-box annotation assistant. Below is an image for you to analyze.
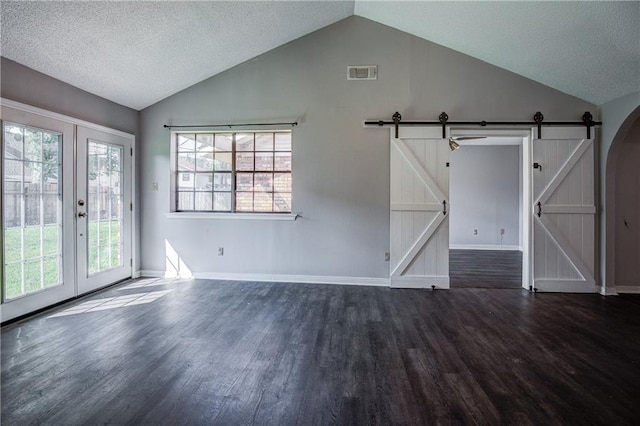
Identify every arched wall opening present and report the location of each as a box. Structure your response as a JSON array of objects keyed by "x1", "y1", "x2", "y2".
[{"x1": 606, "y1": 105, "x2": 640, "y2": 293}]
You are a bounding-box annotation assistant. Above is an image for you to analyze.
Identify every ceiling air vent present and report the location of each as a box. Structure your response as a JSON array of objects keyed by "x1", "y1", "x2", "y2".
[{"x1": 347, "y1": 65, "x2": 377, "y2": 80}]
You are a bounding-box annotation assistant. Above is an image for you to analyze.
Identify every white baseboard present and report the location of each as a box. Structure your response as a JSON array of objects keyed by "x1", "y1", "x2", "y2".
[
  {"x1": 615, "y1": 286, "x2": 640, "y2": 294},
  {"x1": 449, "y1": 244, "x2": 522, "y2": 251},
  {"x1": 391, "y1": 276, "x2": 450, "y2": 289},
  {"x1": 136, "y1": 270, "x2": 390, "y2": 287},
  {"x1": 534, "y1": 279, "x2": 596, "y2": 293},
  {"x1": 138, "y1": 270, "x2": 165, "y2": 278},
  {"x1": 598, "y1": 285, "x2": 618, "y2": 296}
]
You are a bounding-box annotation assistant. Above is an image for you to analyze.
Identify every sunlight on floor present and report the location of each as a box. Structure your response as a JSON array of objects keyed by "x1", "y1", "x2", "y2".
[
  {"x1": 165, "y1": 239, "x2": 193, "y2": 279},
  {"x1": 116, "y1": 277, "x2": 190, "y2": 291},
  {"x1": 47, "y1": 290, "x2": 173, "y2": 318}
]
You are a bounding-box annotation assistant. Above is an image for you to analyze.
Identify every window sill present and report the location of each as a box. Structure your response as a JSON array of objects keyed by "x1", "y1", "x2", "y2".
[{"x1": 165, "y1": 212, "x2": 299, "y2": 221}]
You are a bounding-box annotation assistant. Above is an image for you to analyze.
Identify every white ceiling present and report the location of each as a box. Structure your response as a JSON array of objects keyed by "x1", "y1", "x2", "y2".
[
  {"x1": 355, "y1": 1, "x2": 640, "y2": 106},
  {"x1": 0, "y1": 1, "x2": 354, "y2": 110},
  {"x1": 2, "y1": 1, "x2": 638, "y2": 111}
]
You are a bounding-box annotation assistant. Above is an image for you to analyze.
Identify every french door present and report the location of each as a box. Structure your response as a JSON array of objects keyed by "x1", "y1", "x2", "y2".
[
  {"x1": 76, "y1": 126, "x2": 132, "y2": 294},
  {"x1": 390, "y1": 127, "x2": 450, "y2": 288},
  {"x1": 1, "y1": 107, "x2": 76, "y2": 321},
  {"x1": 1, "y1": 105, "x2": 133, "y2": 322}
]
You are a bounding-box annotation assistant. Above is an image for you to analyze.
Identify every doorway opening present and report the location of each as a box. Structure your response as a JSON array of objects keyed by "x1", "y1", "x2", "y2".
[
  {"x1": 448, "y1": 132, "x2": 530, "y2": 289},
  {"x1": 1, "y1": 103, "x2": 134, "y2": 323},
  {"x1": 605, "y1": 105, "x2": 640, "y2": 294}
]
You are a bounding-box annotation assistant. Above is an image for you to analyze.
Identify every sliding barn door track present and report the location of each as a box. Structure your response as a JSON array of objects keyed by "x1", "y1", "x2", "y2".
[{"x1": 365, "y1": 111, "x2": 600, "y2": 139}]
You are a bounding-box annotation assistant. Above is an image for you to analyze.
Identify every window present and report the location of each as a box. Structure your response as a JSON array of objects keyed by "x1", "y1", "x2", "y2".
[
  {"x1": 3, "y1": 122, "x2": 63, "y2": 299},
  {"x1": 174, "y1": 131, "x2": 292, "y2": 213}
]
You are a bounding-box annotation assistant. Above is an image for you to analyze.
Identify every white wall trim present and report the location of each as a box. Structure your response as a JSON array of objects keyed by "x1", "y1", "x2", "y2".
[
  {"x1": 391, "y1": 276, "x2": 450, "y2": 289},
  {"x1": 137, "y1": 270, "x2": 390, "y2": 287},
  {"x1": 0, "y1": 98, "x2": 135, "y2": 139},
  {"x1": 534, "y1": 279, "x2": 596, "y2": 293},
  {"x1": 138, "y1": 270, "x2": 164, "y2": 278},
  {"x1": 615, "y1": 286, "x2": 640, "y2": 294},
  {"x1": 450, "y1": 244, "x2": 522, "y2": 251},
  {"x1": 598, "y1": 285, "x2": 618, "y2": 296},
  {"x1": 451, "y1": 128, "x2": 532, "y2": 139},
  {"x1": 165, "y1": 212, "x2": 299, "y2": 221}
]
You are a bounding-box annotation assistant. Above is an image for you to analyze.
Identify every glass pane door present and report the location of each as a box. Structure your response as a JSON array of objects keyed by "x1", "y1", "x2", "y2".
[
  {"x1": 76, "y1": 126, "x2": 132, "y2": 294},
  {"x1": 1, "y1": 108, "x2": 75, "y2": 322},
  {"x1": 3, "y1": 124, "x2": 62, "y2": 298},
  {"x1": 87, "y1": 142, "x2": 123, "y2": 275}
]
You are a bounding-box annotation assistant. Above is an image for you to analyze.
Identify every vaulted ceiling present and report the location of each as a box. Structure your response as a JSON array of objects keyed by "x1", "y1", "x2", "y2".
[{"x1": 2, "y1": 1, "x2": 638, "y2": 110}]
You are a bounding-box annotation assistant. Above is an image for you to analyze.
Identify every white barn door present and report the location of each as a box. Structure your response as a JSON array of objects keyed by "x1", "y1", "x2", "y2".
[
  {"x1": 390, "y1": 128, "x2": 449, "y2": 288},
  {"x1": 532, "y1": 127, "x2": 596, "y2": 292}
]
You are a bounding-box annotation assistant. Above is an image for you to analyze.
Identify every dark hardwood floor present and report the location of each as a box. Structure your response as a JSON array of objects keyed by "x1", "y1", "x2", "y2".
[
  {"x1": 450, "y1": 249, "x2": 523, "y2": 289},
  {"x1": 2, "y1": 278, "x2": 640, "y2": 424}
]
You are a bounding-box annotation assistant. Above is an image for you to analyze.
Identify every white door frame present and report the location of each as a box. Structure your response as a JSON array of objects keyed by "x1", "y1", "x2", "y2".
[
  {"x1": 76, "y1": 126, "x2": 133, "y2": 294},
  {"x1": 0, "y1": 98, "x2": 136, "y2": 322},
  {"x1": 0, "y1": 106, "x2": 76, "y2": 321},
  {"x1": 449, "y1": 128, "x2": 533, "y2": 290}
]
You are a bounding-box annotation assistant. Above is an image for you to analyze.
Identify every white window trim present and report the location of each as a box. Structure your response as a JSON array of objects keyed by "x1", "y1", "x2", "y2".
[
  {"x1": 165, "y1": 212, "x2": 298, "y2": 221},
  {"x1": 169, "y1": 129, "x2": 293, "y2": 216}
]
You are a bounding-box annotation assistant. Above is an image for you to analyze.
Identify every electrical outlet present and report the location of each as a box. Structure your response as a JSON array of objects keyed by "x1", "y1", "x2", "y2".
[
  {"x1": 384, "y1": 252, "x2": 390, "y2": 261},
  {"x1": 473, "y1": 229, "x2": 478, "y2": 235},
  {"x1": 218, "y1": 247, "x2": 224, "y2": 256},
  {"x1": 500, "y1": 228, "x2": 505, "y2": 235}
]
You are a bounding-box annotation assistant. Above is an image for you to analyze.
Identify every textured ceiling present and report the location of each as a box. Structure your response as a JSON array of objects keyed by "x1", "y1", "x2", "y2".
[
  {"x1": 1, "y1": 1, "x2": 638, "y2": 110},
  {"x1": 0, "y1": 1, "x2": 354, "y2": 110},
  {"x1": 355, "y1": 1, "x2": 640, "y2": 106}
]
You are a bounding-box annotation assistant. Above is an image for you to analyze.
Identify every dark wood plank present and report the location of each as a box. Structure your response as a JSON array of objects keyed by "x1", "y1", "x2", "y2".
[
  {"x1": 450, "y1": 249, "x2": 523, "y2": 289},
  {"x1": 2, "y1": 278, "x2": 640, "y2": 424}
]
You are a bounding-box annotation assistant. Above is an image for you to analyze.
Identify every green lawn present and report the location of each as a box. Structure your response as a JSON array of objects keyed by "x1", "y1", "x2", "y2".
[{"x1": 3, "y1": 221, "x2": 121, "y2": 299}]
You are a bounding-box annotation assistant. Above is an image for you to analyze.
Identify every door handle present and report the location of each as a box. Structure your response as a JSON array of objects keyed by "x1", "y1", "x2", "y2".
[
  {"x1": 443, "y1": 200, "x2": 447, "y2": 216},
  {"x1": 78, "y1": 212, "x2": 87, "y2": 218},
  {"x1": 536, "y1": 202, "x2": 542, "y2": 217}
]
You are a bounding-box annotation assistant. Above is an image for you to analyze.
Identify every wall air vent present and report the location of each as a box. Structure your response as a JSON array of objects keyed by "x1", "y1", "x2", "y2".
[{"x1": 347, "y1": 65, "x2": 377, "y2": 80}]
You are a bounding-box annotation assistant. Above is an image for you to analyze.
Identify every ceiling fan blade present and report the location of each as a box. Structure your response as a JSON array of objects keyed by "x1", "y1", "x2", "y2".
[{"x1": 454, "y1": 136, "x2": 487, "y2": 141}]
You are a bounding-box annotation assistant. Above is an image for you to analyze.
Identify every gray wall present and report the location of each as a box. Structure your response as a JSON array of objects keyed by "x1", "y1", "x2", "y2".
[
  {"x1": 138, "y1": 16, "x2": 595, "y2": 279},
  {"x1": 613, "y1": 122, "x2": 640, "y2": 288},
  {"x1": 600, "y1": 91, "x2": 640, "y2": 167},
  {"x1": 1, "y1": 57, "x2": 138, "y2": 134},
  {"x1": 450, "y1": 145, "x2": 520, "y2": 249},
  {"x1": 599, "y1": 91, "x2": 640, "y2": 292}
]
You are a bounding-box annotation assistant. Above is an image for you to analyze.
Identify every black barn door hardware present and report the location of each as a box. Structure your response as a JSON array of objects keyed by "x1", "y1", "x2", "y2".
[
  {"x1": 582, "y1": 111, "x2": 595, "y2": 139},
  {"x1": 164, "y1": 121, "x2": 298, "y2": 129},
  {"x1": 442, "y1": 200, "x2": 448, "y2": 216},
  {"x1": 392, "y1": 112, "x2": 402, "y2": 138},
  {"x1": 365, "y1": 111, "x2": 601, "y2": 139},
  {"x1": 533, "y1": 162, "x2": 543, "y2": 171},
  {"x1": 439, "y1": 112, "x2": 448, "y2": 138},
  {"x1": 533, "y1": 111, "x2": 544, "y2": 137},
  {"x1": 536, "y1": 202, "x2": 542, "y2": 217}
]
